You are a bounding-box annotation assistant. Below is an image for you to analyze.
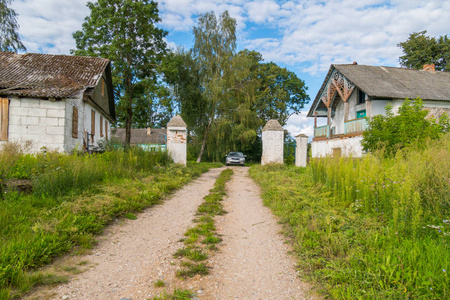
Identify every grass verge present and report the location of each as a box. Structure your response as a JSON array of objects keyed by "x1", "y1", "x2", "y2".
[
  {"x1": 250, "y1": 139, "x2": 450, "y2": 300},
  {"x1": 0, "y1": 143, "x2": 220, "y2": 298}
]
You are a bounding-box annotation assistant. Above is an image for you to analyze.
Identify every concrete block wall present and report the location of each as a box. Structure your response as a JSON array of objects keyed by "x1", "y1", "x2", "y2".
[
  {"x1": 1, "y1": 96, "x2": 112, "y2": 153},
  {"x1": 6, "y1": 97, "x2": 67, "y2": 152}
]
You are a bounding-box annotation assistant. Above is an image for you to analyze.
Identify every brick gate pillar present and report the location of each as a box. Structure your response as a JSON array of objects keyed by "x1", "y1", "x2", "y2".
[
  {"x1": 261, "y1": 119, "x2": 284, "y2": 165},
  {"x1": 167, "y1": 115, "x2": 187, "y2": 166}
]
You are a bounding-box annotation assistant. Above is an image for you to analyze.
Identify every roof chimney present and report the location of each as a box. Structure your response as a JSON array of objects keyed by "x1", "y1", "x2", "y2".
[
  {"x1": 147, "y1": 127, "x2": 151, "y2": 135},
  {"x1": 423, "y1": 64, "x2": 435, "y2": 72},
  {"x1": 352, "y1": 61, "x2": 358, "y2": 65}
]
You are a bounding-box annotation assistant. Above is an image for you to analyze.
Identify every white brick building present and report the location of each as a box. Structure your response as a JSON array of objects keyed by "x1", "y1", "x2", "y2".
[
  {"x1": 308, "y1": 63, "x2": 450, "y2": 157},
  {"x1": 0, "y1": 52, "x2": 115, "y2": 153}
]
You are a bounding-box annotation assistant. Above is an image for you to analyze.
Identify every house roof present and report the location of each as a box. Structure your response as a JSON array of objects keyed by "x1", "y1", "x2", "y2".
[
  {"x1": 0, "y1": 52, "x2": 110, "y2": 99},
  {"x1": 262, "y1": 119, "x2": 283, "y2": 131},
  {"x1": 308, "y1": 64, "x2": 450, "y2": 117},
  {"x1": 167, "y1": 115, "x2": 187, "y2": 128},
  {"x1": 112, "y1": 128, "x2": 167, "y2": 145}
]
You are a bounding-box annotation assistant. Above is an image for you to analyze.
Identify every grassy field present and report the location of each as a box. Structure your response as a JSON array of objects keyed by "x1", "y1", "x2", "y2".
[
  {"x1": 0, "y1": 142, "x2": 219, "y2": 299},
  {"x1": 250, "y1": 134, "x2": 450, "y2": 299}
]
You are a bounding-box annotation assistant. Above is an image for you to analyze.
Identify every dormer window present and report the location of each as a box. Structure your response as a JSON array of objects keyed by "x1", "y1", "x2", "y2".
[{"x1": 358, "y1": 90, "x2": 366, "y2": 104}]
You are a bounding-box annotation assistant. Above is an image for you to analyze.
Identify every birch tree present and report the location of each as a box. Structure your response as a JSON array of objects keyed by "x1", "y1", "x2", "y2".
[
  {"x1": 0, "y1": 0, "x2": 25, "y2": 52},
  {"x1": 192, "y1": 11, "x2": 237, "y2": 162}
]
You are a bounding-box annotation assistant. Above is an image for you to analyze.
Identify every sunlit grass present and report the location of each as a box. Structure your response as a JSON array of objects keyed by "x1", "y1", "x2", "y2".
[
  {"x1": 250, "y1": 134, "x2": 450, "y2": 299},
  {"x1": 0, "y1": 142, "x2": 216, "y2": 298}
]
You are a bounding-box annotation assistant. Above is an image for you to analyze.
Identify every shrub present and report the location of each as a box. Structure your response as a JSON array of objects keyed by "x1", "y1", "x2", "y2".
[{"x1": 362, "y1": 98, "x2": 449, "y2": 156}]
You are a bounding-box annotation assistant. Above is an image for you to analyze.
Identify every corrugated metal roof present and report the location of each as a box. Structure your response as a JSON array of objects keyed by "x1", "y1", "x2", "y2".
[
  {"x1": 112, "y1": 128, "x2": 167, "y2": 145},
  {"x1": 308, "y1": 64, "x2": 450, "y2": 117},
  {"x1": 0, "y1": 52, "x2": 110, "y2": 98}
]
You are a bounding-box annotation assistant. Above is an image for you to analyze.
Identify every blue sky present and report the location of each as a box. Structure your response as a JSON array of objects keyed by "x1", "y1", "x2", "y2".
[{"x1": 11, "y1": 0, "x2": 450, "y2": 136}]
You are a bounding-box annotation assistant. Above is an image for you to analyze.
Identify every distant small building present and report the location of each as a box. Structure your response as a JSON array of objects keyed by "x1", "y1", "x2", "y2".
[
  {"x1": 308, "y1": 63, "x2": 450, "y2": 157},
  {"x1": 0, "y1": 52, "x2": 115, "y2": 153},
  {"x1": 112, "y1": 127, "x2": 167, "y2": 151}
]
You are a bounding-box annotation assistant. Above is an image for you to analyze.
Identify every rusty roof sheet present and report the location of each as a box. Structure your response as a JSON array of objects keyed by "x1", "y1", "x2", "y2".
[
  {"x1": 112, "y1": 128, "x2": 167, "y2": 145},
  {"x1": 0, "y1": 52, "x2": 110, "y2": 98}
]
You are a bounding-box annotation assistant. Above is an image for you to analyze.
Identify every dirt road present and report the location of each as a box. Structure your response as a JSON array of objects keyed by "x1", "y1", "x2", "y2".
[{"x1": 28, "y1": 167, "x2": 315, "y2": 300}]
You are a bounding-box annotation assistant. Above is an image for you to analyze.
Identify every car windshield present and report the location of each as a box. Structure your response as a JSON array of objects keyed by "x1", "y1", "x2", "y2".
[{"x1": 228, "y1": 152, "x2": 244, "y2": 157}]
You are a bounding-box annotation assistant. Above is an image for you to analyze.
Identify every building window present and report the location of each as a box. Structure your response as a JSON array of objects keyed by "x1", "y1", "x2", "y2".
[
  {"x1": 72, "y1": 106, "x2": 78, "y2": 138},
  {"x1": 358, "y1": 90, "x2": 366, "y2": 104},
  {"x1": 0, "y1": 98, "x2": 9, "y2": 141},
  {"x1": 100, "y1": 115, "x2": 103, "y2": 137},
  {"x1": 91, "y1": 110, "x2": 96, "y2": 143},
  {"x1": 105, "y1": 120, "x2": 108, "y2": 140},
  {"x1": 357, "y1": 109, "x2": 366, "y2": 118}
]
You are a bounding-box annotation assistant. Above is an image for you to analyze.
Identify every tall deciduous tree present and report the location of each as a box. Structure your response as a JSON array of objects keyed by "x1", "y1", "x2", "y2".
[
  {"x1": 192, "y1": 11, "x2": 237, "y2": 162},
  {"x1": 398, "y1": 31, "x2": 450, "y2": 71},
  {"x1": 72, "y1": 0, "x2": 168, "y2": 144},
  {"x1": 0, "y1": 0, "x2": 26, "y2": 52}
]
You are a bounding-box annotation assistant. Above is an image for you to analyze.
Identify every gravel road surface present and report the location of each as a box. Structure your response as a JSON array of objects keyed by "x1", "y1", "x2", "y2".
[{"x1": 25, "y1": 166, "x2": 316, "y2": 300}]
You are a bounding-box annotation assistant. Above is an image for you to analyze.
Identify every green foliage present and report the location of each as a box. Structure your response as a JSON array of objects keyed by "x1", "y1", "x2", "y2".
[
  {"x1": 153, "y1": 279, "x2": 165, "y2": 287},
  {"x1": 0, "y1": 144, "x2": 214, "y2": 298},
  {"x1": 176, "y1": 262, "x2": 209, "y2": 279},
  {"x1": 163, "y1": 30, "x2": 309, "y2": 162},
  {"x1": 398, "y1": 30, "x2": 450, "y2": 71},
  {"x1": 152, "y1": 288, "x2": 194, "y2": 300},
  {"x1": 250, "y1": 135, "x2": 450, "y2": 299},
  {"x1": 0, "y1": 0, "x2": 26, "y2": 52},
  {"x1": 72, "y1": 0, "x2": 168, "y2": 142},
  {"x1": 362, "y1": 98, "x2": 448, "y2": 156}
]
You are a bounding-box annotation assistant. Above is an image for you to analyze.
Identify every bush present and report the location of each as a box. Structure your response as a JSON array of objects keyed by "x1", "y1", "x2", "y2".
[{"x1": 362, "y1": 98, "x2": 449, "y2": 157}]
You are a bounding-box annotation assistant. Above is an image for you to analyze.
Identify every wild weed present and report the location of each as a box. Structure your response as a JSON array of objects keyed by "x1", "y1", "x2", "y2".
[
  {"x1": 250, "y1": 135, "x2": 450, "y2": 299},
  {"x1": 0, "y1": 144, "x2": 214, "y2": 298}
]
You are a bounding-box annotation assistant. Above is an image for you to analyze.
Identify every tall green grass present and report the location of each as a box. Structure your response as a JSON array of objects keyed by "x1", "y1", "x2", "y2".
[
  {"x1": 0, "y1": 142, "x2": 218, "y2": 298},
  {"x1": 250, "y1": 134, "x2": 450, "y2": 299}
]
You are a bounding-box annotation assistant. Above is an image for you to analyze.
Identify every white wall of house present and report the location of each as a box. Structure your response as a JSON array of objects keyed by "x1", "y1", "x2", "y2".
[
  {"x1": 0, "y1": 96, "x2": 111, "y2": 153},
  {"x1": 312, "y1": 97, "x2": 450, "y2": 158},
  {"x1": 4, "y1": 97, "x2": 67, "y2": 152},
  {"x1": 312, "y1": 136, "x2": 364, "y2": 157}
]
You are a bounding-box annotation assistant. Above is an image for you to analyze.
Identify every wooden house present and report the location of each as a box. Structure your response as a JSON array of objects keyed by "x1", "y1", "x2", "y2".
[
  {"x1": 0, "y1": 52, "x2": 115, "y2": 153},
  {"x1": 307, "y1": 63, "x2": 450, "y2": 157},
  {"x1": 112, "y1": 128, "x2": 167, "y2": 151}
]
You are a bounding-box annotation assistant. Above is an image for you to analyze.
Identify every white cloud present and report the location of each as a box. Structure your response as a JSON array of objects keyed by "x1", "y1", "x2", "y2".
[
  {"x1": 245, "y1": 0, "x2": 280, "y2": 23},
  {"x1": 10, "y1": 0, "x2": 450, "y2": 136},
  {"x1": 12, "y1": 0, "x2": 89, "y2": 54}
]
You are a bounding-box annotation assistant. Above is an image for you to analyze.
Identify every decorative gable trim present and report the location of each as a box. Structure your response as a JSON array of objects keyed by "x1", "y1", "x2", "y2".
[{"x1": 319, "y1": 69, "x2": 356, "y2": 108}]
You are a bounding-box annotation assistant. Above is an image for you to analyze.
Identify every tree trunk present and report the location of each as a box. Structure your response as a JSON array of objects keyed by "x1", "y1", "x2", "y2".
[{"x1": 196, "y1": 115, "x2": 214, "y2": 163}]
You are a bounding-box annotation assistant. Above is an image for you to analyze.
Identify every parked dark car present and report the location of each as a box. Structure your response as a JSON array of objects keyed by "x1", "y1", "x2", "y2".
[{"x1": 225, "y1": 152, "x2": 245, "y2": 166}]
